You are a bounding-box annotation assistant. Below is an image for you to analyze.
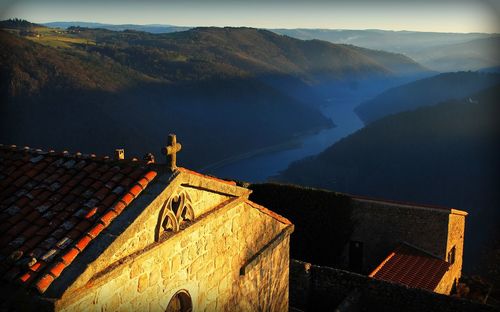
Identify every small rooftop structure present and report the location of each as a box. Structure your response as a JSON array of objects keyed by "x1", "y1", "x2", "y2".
[{"x1": 369, "y1": 243, "x2": 451, "y2": 292}]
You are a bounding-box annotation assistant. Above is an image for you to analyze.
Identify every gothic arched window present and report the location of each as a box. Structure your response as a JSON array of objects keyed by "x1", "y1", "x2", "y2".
[{"x1": 155, "y1": 190, "x2": 196, "y2": 241}]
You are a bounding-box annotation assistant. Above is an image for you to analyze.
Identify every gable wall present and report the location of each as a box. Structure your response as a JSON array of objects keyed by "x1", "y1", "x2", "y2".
[
  {"x1": 56, "y1": 197, "x2": 291, "y2": 312},
  {"x1": 55, "y1": 171, "x2": 238, "y2": 294},
  {"x1": 108, "y1": 182, "x2": 234, "y2": 263}
]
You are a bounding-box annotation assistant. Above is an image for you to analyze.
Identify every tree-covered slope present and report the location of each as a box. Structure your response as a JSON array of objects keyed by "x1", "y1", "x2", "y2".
[
  {"x1": 355, "y1": 71, "x2": 500, "y2": 124},
  {"x1": 0, "y1": 28, "x2": 335, "y2": 168},
  {"x1": 65, "y1": 26, "x2": 428, "y2": 84},
  {"x1": 272, "y1": 28, "x2": 499, "y2": 72},
  {"x1": 0, "y1": 30, "x2": 154, "y2": 97}
]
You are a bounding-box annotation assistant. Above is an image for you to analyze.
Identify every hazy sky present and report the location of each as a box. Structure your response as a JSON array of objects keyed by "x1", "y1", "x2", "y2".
[{"x1": 1, "y1": 0, "x2": 499, "y2": 33}]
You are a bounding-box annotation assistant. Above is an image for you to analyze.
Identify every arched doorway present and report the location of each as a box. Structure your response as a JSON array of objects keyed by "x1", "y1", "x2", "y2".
[{"x1": 166, "y1": 290, "x2": 193, "y2": 312}]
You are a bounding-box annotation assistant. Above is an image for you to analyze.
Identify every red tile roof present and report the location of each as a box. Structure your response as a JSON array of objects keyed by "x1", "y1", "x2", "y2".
[
  {"x1": 369, "y1": 243, "x2": 450, "y2": 291},
  {"x1": 0, "y1": 145, "x2": 157, "y2": 294}
]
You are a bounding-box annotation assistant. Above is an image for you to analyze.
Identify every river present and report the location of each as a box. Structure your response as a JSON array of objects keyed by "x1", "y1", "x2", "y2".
[{"x1": 203, "y1": 94, "x2": 367, "y2": 182}]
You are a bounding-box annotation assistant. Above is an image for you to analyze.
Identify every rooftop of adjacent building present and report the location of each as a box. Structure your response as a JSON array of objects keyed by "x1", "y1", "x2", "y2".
[{"x1": 369, "y1": 242, "x2": 451, "y2": 291}]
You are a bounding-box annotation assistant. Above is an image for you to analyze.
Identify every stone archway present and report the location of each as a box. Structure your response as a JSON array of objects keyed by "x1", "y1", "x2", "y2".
[{"x1": 165, "y1": 289, "x2": 193, "y2": 312}]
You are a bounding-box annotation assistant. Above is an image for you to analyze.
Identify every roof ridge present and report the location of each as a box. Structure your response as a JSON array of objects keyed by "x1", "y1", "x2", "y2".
[
  {"x1": 245, "y1": 199, "x2": 293, "y2": 225},
  {"x1": 398, "y1": 241, "x2": 443, "y2": 260},
  {"x1": 177, "y1": 167, "x2": 237, "y2": 186}
]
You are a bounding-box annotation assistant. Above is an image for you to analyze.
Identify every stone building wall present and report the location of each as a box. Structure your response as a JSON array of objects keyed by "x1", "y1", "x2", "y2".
[
  {"x1": 345, "y1": 198, "x2": 455, "y2": 273},
  {"x1": 290, "y1": 260, "x2": 495, "y2": 312},
  {"x1": 56, "y1": 193, "x2": 291, "y2": 312},
  {"x1": 229, "y1": 235, "x2": 290, "y2": 312},
  {"x1": 106, "y1": 181, "x2": 234, "y2": 263},
  {"x1": 439, "y1": 211, "x2": 467, "y2": 293},
  {"x1": 54, "y1": 171, "x2": 247, "y2": 295}
]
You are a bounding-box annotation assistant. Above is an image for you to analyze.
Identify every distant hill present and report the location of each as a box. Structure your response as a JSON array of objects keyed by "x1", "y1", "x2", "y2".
[
  {"x1": 271, "y1": 28, "x2": 492, "y2": 53},
  {"x1": 43, "y1": 21, "x2": 189, "y2": 34},
  {"x1": 83, "y1": 26, "x2": 429, "y2": 108},
  {"x1": 277, "y1": 85, "x2": 500, "y2": 277},
  {"x1": 0, "y1": 18, "x2": 40, "y2": 29},
  {"x1": 1, "y1": 25, "x2": 428, "y2": 96},
  {"x1": 0, "y1": 30, "x2": 152, "y2": 96},
  {"x1": 272, "y1": 28, "x2": 500, "y2": 72},
  {"x1": 80, "y1": 26, "x2": 427, "y2": 82},
  {"x1": 355, "y1": 71, "x2": 500, "y2": 124},
  {"x1": 479, "y1": 65, "x2": 500, "y2": 73},
  {"x1": 413, "y1": 36, "x2": 500, "y2": 72},
  {"x1": 36, "y1": 24, "x2": 499, "y2": 71}
]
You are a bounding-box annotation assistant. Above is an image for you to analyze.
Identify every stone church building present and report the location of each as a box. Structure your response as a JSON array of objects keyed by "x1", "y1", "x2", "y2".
[
  {"x1": 0, "y1": 136, "x2": 480, "y2": 311},
  {"x1": 0, "y1": 137, "x2": 293, "y2": 311}
]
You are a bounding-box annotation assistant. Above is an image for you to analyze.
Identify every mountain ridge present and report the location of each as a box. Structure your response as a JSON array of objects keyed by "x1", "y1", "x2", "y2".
[
  {"x1": 1, "y1": 23, "x2": 430, "y2": 98},
  {"x1": 354, "y1": 71, "x2": 500, "y2": 124}
]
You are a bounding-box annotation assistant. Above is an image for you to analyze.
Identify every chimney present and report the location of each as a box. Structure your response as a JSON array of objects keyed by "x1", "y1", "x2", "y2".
[
  {"x1": 144, "y1": 153, "x2": 155, "y2": 164},
  {"x1": 115, "y1": 149, "x2": 125, "y2": 160}
]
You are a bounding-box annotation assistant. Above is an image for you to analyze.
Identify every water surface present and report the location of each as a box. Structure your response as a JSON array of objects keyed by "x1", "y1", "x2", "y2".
[{"x1": 204, "y1": 95, "x2": 366, "y2": 182}]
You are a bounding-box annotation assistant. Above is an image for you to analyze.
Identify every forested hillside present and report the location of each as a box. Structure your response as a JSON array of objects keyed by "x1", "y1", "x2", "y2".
[
  {"x1": 273, "y1": 28, "x2": 500, "y2": 72},
  {"x1": 355, "y1": 72, "x2": 500, "y2": 124}
]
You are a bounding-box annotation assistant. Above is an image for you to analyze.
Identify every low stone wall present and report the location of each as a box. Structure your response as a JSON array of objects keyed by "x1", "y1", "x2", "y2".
[{"x1": 290, "y1": 260, "x2": 496, "y2": 312}]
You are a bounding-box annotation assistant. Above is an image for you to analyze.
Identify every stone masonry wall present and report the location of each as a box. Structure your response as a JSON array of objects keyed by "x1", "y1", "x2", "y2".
[
  {"x1": 107, "y1": 183, "x2": 232, "y2": 262},
  {"x1": 229, "y1": 236, "x2": 290, "y2": 312},
  {"x1": 346, "y1": 199, "x2": 451, "y2": 273},
  {"x1": 290, "y1": 260, "x2": 496, "y2": 312},
  {"x1": 56, "y1": 199, "x2": 290, "y2": 312},
  {"x1": 436, "y1": 212, "x2": 466, "y2": 294}
]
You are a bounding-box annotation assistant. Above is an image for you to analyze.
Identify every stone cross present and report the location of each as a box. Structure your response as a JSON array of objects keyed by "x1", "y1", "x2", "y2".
[{"x1": 163, "y1": 134, "x2": 182, "y2": 171}]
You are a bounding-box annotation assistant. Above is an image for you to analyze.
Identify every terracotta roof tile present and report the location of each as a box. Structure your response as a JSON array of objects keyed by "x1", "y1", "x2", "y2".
[
  {"x1": 369, "y1": 243, "x2": 450, "y2": 291},
  {"x1": 100, "y1": 211, "x2": 117, "y2": 226},
  {"x1": 75, "y1": 235, "x2": 91, "y2": 251},
  {"x1": 120, "y1": 193, "x2": 134, "y2": 206},
  {"x1": 35, "y1": 274, "x2": 54, "y2": 293},
  {"x1": 0, "y1": 145, "x2": 158, "y2": 294}
]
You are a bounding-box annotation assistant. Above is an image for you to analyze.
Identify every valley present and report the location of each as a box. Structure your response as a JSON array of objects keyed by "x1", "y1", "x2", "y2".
[
  {"x1": 205, "y1": 90, "x2": 366, "y2": 181},
  {"x1": 0, "y1": 21, "x2": 427, "y2": 170},
  {"x1": 2, "y1": 19, "x2": 499, "y2": 297}
]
